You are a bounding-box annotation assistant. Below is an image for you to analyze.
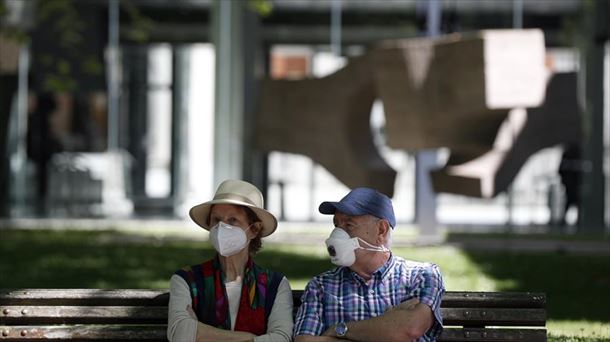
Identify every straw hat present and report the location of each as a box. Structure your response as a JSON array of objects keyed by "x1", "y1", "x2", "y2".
[{"x1": 189, "y1": 180, "x2": 278, "y2": 237}]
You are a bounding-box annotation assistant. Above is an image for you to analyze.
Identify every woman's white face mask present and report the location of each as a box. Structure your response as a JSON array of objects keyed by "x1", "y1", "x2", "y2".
[
  {"x1": 209, "y1": 221, "x2": 250, "y2": 257},
  {"x1": 324, "y1": 227, "x2": 388, "y2": 267}
]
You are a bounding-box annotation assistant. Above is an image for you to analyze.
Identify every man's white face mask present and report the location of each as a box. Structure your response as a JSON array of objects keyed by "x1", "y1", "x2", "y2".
[
  {"x1": 209, "y1": 221, "x2": 250, "y2": 257},
  {"x1": 324, "y1": 227, "x2": 388, "y2": 267}
]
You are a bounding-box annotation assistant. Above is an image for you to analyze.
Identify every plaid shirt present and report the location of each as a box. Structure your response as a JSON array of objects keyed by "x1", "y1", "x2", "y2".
[{"x1": 294, "y1": 255, "x2": 444, "y2": 341}]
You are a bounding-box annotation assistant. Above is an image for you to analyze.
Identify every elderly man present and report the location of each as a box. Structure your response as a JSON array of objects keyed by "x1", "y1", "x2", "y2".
[{"x1": 294, "y1": 187, "x2": 445, "y2": 342}]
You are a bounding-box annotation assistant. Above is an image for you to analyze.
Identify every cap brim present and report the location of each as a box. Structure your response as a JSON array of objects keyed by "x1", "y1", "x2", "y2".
[
  {"x1": 189, "y1": 200, "x2": 278, "y2": 237},
  {"x1": 318, "y1": 201, "x2": 364, "y2": 217}
]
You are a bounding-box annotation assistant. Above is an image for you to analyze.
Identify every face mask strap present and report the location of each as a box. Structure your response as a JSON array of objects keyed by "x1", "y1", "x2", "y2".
[
  {"x1": 329, "y1": 228, "x2": 388, "y2": 252},
  {"x1": 357, "y1": 237, "x2": 389, "y2": 253}
]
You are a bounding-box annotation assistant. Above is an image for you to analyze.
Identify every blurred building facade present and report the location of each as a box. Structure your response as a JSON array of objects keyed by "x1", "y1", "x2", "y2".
[{"x1": 0, "y1": 0, "x2": 607, "y2": 233}]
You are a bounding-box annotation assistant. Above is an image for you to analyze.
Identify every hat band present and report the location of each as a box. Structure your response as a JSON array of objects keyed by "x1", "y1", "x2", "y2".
[{"x1": 213, "y1": 193, "x2": 259, "y2": 207}]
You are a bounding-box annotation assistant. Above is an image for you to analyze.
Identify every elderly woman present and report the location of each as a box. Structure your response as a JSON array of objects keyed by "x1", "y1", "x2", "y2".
[{"x1": 168, "y1": 180, "x2": 294, "y2": 342}]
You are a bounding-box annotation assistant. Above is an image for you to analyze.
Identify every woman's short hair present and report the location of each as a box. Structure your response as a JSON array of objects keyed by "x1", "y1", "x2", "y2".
[{"x1": 242, "y1": 206, "x2": 263, "y2": 256}]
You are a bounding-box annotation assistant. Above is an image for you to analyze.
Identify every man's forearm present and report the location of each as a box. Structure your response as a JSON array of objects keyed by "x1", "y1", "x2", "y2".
[{"x1": 322, "y1": 302, "x2": 433, "y2": 342}]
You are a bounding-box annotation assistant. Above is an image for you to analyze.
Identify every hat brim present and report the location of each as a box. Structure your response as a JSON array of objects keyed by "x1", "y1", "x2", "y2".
[{"x1": 189, "y1": 199, "x2": 278, "y2": 237}]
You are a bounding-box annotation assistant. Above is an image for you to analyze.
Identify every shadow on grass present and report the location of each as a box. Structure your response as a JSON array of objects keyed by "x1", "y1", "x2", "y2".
[
  {"x1": 0, "y1": 229, "x2": 331, "y2": 289},
  {"x1": 456, "y1": 249, "x2": 610, "y2": 323}
]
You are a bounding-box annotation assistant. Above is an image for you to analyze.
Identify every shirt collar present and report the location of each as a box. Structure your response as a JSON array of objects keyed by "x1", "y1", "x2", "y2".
[{"x1": 378, "y1": 253, "x2": 395, "y2": 279}]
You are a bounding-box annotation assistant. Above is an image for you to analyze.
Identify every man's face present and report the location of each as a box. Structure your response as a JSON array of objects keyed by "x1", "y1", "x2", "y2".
[{"x1": 333, "y1": 211, "x2": 380, "y2": 246}]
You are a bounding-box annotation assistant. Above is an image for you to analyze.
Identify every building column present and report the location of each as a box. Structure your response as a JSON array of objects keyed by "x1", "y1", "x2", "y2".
[
  {"x1": 212, "y1": 0, "x2": 247, "y2": 185},
  {"x1": 579, "y1": 0, "x2": 609, "y2": 233},
  {"x1": 171, "y1": 45, "x2": 191, "y2": 213},
  {"x1": 415, "y1": 0, "x2": 442, "y2": 237}
]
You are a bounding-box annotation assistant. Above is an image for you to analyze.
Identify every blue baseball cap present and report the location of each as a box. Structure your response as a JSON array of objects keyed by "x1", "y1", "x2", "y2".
[{"x1": 319, "y1": 187, "x2": 396, "y2": 228}]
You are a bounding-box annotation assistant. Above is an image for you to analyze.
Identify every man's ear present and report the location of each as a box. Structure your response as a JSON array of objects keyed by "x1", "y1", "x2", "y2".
[{"x1": 377, "y1": 219, "x2": 390, "y2": 244}]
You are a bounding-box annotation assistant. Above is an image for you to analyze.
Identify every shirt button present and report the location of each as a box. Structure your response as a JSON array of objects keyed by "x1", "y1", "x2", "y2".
[
  {"x1": 371, "y1": 313, "x2": 377, "y2": 317},
  {"x1": 369, "y1": 290, "x2": 374, "y2": 294}
]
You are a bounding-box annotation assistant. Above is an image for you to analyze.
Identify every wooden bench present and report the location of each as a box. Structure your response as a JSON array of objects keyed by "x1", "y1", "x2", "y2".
[{"x1": 0, "y1": 289, "x2": 546, "y2": 341}]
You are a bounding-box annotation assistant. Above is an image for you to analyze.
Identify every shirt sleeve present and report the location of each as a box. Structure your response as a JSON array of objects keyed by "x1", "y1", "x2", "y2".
[
  {"x1": 293, "y1": 279, "x2": 325, "y2": 337},
  {"x1": 254, "y1": 276, "x2": 294, "y2": 342},
  {"x1": 412, "y1": 263, "x2": 445, "y2": 339},
  {"x1": 167, "y1": 274, "x2": 198, "y2": 342}
]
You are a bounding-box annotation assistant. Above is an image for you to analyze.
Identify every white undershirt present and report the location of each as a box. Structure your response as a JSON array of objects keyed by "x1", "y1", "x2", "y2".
[{"x1": 224, "y1": 279, "x2": 242, "y2": 330}]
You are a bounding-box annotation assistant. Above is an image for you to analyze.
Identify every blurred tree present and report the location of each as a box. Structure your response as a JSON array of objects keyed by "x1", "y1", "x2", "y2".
[
  {"x1": 0, "y1": 0, "x2": 30, "y2": 217},
  {"x1": 119, "y1": 0, "x2": 154, "y2": 43},
  {"x1": 248, "y1": 0, "x2": 273, "y2": 17},
  {"x1": 31, "y1": 0, "x2": 103, "y2": 93},
  {"x1": 0, "y1": 0, "x2": 154, "y2": 216}
]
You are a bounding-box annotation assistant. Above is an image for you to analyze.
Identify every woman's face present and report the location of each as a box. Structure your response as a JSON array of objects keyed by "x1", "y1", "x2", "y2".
[{"x1": 209, "y1": 204, "x2": 257, "y2": 239}]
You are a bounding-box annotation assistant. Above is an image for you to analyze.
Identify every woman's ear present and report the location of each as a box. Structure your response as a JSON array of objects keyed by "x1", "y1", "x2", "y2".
[{"x1": 248, "y1": 222, "x2": 263, "y2": 239}]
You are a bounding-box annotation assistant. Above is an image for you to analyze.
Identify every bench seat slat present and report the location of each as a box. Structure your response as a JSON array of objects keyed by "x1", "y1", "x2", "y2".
[
  {"x1": 438, "y1": 327, "x2": 547, "y2": 341},
  {"x1": 441, "y1": 308, "x2": 546, "y2": 326},
  {"x1": 0, "y1": 325, "x2": 167, "y2": 341},
  {"x1": 0, "y1": 307, "x2": 166, "y2": 325}
]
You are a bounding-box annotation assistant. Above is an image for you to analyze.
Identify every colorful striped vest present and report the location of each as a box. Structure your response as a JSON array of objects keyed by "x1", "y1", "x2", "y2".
[{"x1": 175, "y1": 256, "x2": 284, "y2": 335}]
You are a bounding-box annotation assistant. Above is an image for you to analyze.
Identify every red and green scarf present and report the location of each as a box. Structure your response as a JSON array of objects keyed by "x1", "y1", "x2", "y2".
[{"x1": 175, "y1": 256, "x2": 283, "y2": 335}]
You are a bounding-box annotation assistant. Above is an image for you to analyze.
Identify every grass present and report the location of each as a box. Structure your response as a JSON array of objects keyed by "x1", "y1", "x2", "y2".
[{"x1": 0, "y1": 228, "x2": 608, "y2": 340}]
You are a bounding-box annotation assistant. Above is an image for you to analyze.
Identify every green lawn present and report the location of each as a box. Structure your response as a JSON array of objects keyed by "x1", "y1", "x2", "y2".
[{"x1": 0, "y1": 228, "x2": 608, "y2": 341}]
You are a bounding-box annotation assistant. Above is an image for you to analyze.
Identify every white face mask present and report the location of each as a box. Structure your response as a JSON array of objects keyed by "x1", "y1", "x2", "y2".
[
  {"x1": 209, "y1": 222, "x2": 250, "y2": 257},
  {"x1": 324, "y1": 227, "x2": 388, "y2": 267}
]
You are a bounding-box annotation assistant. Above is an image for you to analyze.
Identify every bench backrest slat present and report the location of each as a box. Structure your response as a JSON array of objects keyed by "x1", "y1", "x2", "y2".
[
  {"x1": 1, "y1": 306, "x2": 167, "y2": 324},
  {"x1": 0, "y1": 326, "x2": 548, "y2": 342},
  {"x1": 440, "y1": 291, "x2": 546, "y2": 308},
  {"x1": 1, "y1": 306, "x2": 545, "y2": 327},
  {"x1": 1, "y1": 289, "x2": 546, "y2": 309},
  {"x1": 0, "y1": 289, "x2": 547, "y2": 342},
  {"x1": 0, "y1": 290, "x2": 168, "y2": 306},
  {"x1": 442, "y1": 307, "x2": 546, "y2": 326},
  {"x1": 439, "y1": 327, "x2": 547, "y2": 342},
  {"x1": 0, "y1": 325, "x2": 167, "y2": 341}
]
